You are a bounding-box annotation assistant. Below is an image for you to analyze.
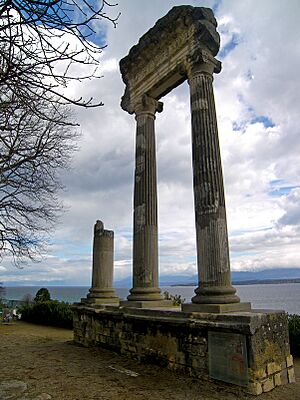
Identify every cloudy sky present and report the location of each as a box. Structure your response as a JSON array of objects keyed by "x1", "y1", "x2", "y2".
[{"x1": 2, "y1": 0, "x2": 300, "y2": 286}]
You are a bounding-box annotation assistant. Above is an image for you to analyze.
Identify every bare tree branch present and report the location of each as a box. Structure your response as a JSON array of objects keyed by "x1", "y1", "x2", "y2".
[
  {"x1": 0, "y1": 0, "x2": 120, "y2": 107},
  {"x1": 0, "y1": 90, "x2": 79, "y2": 266},
  {"x1": 0, "y1": 1, "x2": 119, "y2": 266}
]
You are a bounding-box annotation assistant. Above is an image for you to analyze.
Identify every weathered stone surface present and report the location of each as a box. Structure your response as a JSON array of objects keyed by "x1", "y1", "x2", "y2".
[
  {"x1": 126, "y1": 95, "x2": 165, "y2": 304},
  {"x1": 186, "y1": 54, "x2": 240, "y2": 305},
  {"x1": 120, "y1": 6, "x2": 220, "y2": 114},
  {"x1": 247, "y1": 311, "x2": 290, "y2": 372},
  {"x1": 286, "y1": 354, "x2": 294, "y2": 367},
  {"x1": 84, "y1": 220, "x2": 119, "y2": 305},
  {"x1": 280, "y1": 368, "x2": 289, "y2": 385},
  {"x1": 247, "y1": 382, "x2": 263, "y2": 396},
  {"x1": 267, "y1": 361, "x2": 281, "y2": 375},
  {"x1": 0, "y1": 380, "x2": 27, "y2": 399},
  {"x1": 120, "y1": 5, "x2": 240, "y2": 307},
  {"x1": 73, "y1": 306, "x2": 293, "y2": 394},
  {"x1": 208, "y1": 331, "x2": 248, "y2": 386},
  {"x1": 120, "y1": 300, "x2": 175, "y2": 308},
  {"x1": 288, "y1": 367, "x2": 296, "y2": 383},
  {"x1": 274, "y1": 372, "x2": 282, "y2": 387},
  {"x1": 249, "y1": 366, "x2": 267, "y2": 381},
  {"x1": 261, "y1": 377, "x2": 275, "y2": 392},
  {"x1": 182, "y1": 302, "x2": 250, "y2": 313}
]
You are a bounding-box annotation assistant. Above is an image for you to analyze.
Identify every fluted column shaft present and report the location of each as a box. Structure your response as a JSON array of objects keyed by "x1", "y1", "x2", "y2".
[
  {"x1": 127, "y1": 95, "x2": 163, "y2": 301},
  {"x1": 86, "y1": 220, "x2": 119, "y2": 304},
  {"x1": 91, "y1": 222, "x2": 114, "y2": 289},
  {"x1": 187, "y1": 60, "x2": 240, "y2": 304}
]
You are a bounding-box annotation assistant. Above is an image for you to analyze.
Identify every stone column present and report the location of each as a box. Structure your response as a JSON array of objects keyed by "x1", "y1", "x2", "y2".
[
  {"x1": 85, "y1": 220, "x2": 119, "y2": 305},
  {"x1": 182, "y1": 52, "x2": 250, "y2": 312},
  {"x1": 122, "y1": 94, "x2": 172, "y2": 308}
]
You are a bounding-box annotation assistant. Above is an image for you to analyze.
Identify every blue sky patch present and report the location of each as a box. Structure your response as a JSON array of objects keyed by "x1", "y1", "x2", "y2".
[
  {"x1": 186, "y1": 255, "x2": 196, "y2": 263},
  {"x1": 230, "y1": 226, "x2": 272, "y2": 237},
  {"x1": 212, "y1": 0, "x2": 222, "y2": 14},
  {"x1": 270, "y1": 179, "x2": 285, "y2": 186},
  {"x1": 219, "y1": 33, "x2": 240, "y2": 59},
  {"x1": 232, "y1": 103, "x2": 276, "y2": 132},
  {"x1": 231, "y1": 251, "x2": 260, "y2": 258},
  {"x1": 268, "y1": 186, "x2": 299, "y2": 197},
  {"x1": 251, "y1": 115, "x2": 275, "y2": 128}
]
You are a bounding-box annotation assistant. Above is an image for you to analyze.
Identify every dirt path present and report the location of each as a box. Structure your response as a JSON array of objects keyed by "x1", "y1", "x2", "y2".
[{"x1": 0, "y1": 321, "x2": 299, "y2": 400}]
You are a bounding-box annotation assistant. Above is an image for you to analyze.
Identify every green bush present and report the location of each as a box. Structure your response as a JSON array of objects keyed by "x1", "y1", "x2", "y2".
[
  {"x1": 0, "y1": 282, "x2": 5, "y2": 303},
  {"x1": 20, "y1": 300, "x2": 73, "y2": 329},
  {"x1": 34, "y1": 288, "x2": 51, "y2": 303},
  {"x1": 163, "y1": 290, "x2": 185, "y2": 306},
  {"x1": 288, "y1": 314, "x2": 300, "y2": 357}
]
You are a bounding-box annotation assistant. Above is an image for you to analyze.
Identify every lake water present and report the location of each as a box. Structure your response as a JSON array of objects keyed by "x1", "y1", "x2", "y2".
[{"x1": 4, "y1": 283, "x2": 300, "y2": 314}]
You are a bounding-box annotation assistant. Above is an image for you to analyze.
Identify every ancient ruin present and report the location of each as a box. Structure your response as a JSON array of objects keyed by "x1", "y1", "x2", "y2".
[
  {"x1": 73, "y1": 6, "x2": 295, "y2": 395},
  {"x1": 82, "y1": 220, "x2": 119, "y2": 305},
  {"x1": 119, "y1": 5, "x2": 249, "y2": 311}
]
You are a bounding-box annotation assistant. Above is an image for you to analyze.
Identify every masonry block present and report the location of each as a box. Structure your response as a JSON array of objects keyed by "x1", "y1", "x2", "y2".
[
  {"x1": 247, "y1": 382, "x2": 263, "y2": 396},
  {"x1": 262, "y1": 377, "x2": 275, "y2": 392},
  {"x1": 286, "y1": 355, "x2": 294, "y2": 368},
  {"x1": 72, "y1": 305, "x2": 294, "y2": 396},
  {"x1": 274, "y1": 372, "x2": 281, "y2": 387},
  {"x1": 288, "y1": 367, "x2": 296, "y2": 383}
]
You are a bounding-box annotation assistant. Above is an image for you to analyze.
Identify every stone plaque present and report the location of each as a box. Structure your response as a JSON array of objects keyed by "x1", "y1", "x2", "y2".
[{"x1": 208, "y1": 331, "x2": 248, "y2": 386}]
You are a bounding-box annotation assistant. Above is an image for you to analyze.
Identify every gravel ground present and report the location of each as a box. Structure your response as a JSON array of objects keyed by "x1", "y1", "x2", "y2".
[{"x1": 0, "y1": 321, "x2": 299, "y2": 400}]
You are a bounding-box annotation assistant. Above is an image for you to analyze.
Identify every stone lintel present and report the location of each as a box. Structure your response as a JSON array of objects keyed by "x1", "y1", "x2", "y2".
[
  {"x1": 120, "y1": 6, "x2": 221, "y2": 114},
  {"x1": 120, "y1": 300, "x2": 174, "y2": 309},
  {"x1": 182, "y1": 302, "x2": 251, "y2": 314}
]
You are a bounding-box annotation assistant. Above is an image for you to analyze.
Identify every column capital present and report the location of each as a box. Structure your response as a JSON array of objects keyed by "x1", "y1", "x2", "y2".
[
  {"x1": 134, "y1": 94, "x2": 163, "y2": 117},
  {"x1": 185, "y1": 49, "x2": 222, "y2": 78}
]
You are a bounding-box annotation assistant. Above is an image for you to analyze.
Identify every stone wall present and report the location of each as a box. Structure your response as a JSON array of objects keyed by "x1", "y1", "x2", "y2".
[{"x1": 72, "y1": 305, "x2": 295, "y2": 395}]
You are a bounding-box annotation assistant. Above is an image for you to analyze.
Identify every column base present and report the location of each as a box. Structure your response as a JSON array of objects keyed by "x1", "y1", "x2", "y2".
[
  {"x1": 182, "y1": 302, "x2": 251, "y2": 313},
  {"x1": 192, "y1": 285, "x2": 241, "y2": 304},
  {"x1": 120, "y1": 300, "x2": 174, "y2": 309},
  {"x1": 83, "y1": 288, "x2": 119, "y2": 305},
  {"x1": 126, "y1": 286, "x2": 163, "y2": 302},
  {"x1": 82, "y1": 297, "x2": 120, "y2": 305}
]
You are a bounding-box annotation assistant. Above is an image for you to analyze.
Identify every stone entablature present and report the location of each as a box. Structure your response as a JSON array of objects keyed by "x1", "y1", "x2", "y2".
[{"x1": 120, "y1": 6, "x2": 221, "y2": 114}]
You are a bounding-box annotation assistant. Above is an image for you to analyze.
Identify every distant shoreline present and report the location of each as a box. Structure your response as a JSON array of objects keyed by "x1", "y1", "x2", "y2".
[{"x1": 172, "y1": 278, "x2": 300, "y2": 286}]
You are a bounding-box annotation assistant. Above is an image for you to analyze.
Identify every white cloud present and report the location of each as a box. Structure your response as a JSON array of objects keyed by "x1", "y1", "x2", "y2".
[{"x1": 3, "y1": 0, "x2": 300, "y2": 286}]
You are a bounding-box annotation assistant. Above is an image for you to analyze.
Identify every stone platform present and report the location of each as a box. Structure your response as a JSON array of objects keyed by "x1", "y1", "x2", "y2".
[{"x1": 72, "y1": 304, "x2": 295, "y2": 396}]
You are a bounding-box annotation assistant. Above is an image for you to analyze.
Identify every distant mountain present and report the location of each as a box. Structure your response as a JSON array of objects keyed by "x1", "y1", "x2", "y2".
[
  {"x1": 114, "y1": 276, "x2": 132, "y2": 288},
  {"x1": 6, "y1": 268, "x2": 299, "y2": 288},
  {"x1": 4, "y1": 280, "x2": 72, "y2": 287},
  {"x1": 231, "y1": 268, "x2": 300, "y2": 282},
  {"x1": 114, "y1": 274, "x2": 195, "y2": 288},
  {"x1": 114, "y1": 268, "x2": 300, "y2": 287}
]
